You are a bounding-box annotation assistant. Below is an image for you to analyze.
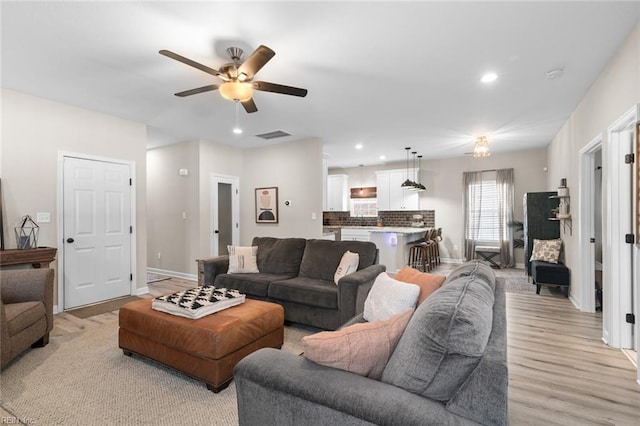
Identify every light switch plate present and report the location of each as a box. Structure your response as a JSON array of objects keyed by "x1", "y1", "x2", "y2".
[{"x1": 36, "y1": 212, "x2": 51, "y2": 223}]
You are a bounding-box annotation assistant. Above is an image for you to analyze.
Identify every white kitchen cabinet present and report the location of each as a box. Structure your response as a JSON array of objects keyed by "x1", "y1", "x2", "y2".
[
  {"x1": 376, "y1": 169, "x2": 419, "y2": 211},
  {"x1": 326, "y1": 174, "x2": 349, "y2": 211},
  {"x1": 340, "y1": 228, "x2": 371, "y2": 242}
]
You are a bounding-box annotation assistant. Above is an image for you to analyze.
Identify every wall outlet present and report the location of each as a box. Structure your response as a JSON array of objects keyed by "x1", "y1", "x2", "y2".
[
  {"x1": 453, "y1": 245, "x2": 459, "y2": 251},
  {"x1": 157, "y1": 252, "x2": 161, "y2": 260},
  {"x1": 311, "y1": 212, "x2": 317, "y2": 220},
  {"x1": 36, "y1": 212, "x2": 51, "y2": 223}
]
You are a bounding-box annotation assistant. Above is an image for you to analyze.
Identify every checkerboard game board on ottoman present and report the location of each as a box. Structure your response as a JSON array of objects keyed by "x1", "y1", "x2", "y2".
[{"x1": 118, "y1": 297, "x2": 284, "y2": 392}]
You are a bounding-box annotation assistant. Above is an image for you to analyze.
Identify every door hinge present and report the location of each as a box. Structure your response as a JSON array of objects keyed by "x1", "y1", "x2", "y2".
[
  {"x1": 235, "y1": 189, "x2": 239, "y2": 194},
  {"x1": 624, "y1": 153, "x2": 634, "y2": 164},
  {"x1": 129, "y1": 178, "x2": 132, "y2": 186},
  {"x1": 626, "y1": 313, "x2": 635, "y2": 324},
  {"x1": 625, "y1": 233, "x2": 635, "y2": 244},
  {"x1": 130, "y1": 273, "x2": 133, "y2": 281},
  {"x1": 130, "y1": 226, "x2": 133, "y2": 234}
]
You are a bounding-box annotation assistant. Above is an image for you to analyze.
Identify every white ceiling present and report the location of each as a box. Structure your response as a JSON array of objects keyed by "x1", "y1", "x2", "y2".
[{"x1": 2, "y1": 1, "x2": 639, "y2": 168}]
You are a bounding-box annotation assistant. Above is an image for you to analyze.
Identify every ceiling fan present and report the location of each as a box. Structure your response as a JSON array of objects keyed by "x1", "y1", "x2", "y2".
[{"x1": 159, "y1": 45, "x2": 307, "y2": 113}]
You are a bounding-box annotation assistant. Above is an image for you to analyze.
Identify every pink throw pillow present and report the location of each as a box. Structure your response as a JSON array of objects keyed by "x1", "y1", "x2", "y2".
[
  {"x1": 302, "y1": 308, "x2": 414, "y2": 380},
  {"x1": 395, "y1": 267, "x2": 446, "y2": 304}
]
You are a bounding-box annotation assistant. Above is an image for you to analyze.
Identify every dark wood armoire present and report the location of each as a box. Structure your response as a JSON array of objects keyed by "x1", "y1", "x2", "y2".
[{"x1": 523, "y1": 192, "x2": 560, "y2": 276}]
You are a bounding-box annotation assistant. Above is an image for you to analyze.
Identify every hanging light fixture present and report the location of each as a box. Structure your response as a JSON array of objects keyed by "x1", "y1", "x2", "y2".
[
  {"x1": 401, "y1": 147, "x2": 416, "y2": 189},
  {"x1": 414, "y1": 155, "x2": 426, "y2": 191},
  {"x1": 473, "y1": 136, "x2": 490, "y2": 157},
  {"x1": 219, "y1": 81, "x2": 253, "y2": 102},
  {"x1": 359, "y1": 164, "x2": 364, "y2": 195}
]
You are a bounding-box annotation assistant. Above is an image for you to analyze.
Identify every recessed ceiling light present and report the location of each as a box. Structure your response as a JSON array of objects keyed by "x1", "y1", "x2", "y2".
[
  {"x1": 545, "y1": 68, "x2": 564, "y2": 79},
  {"x1": 355, "y1": 144, "x2": 363, "y2": 150},
  {"x1": 480, "y1": 72, "x2": 498, "y2": 83},
  {"x1": 233, "y1": 127, "x2": 243, "y2": 135},
  {"x1": 379, "y1": 155, "x2": 386, "y2": 160}
]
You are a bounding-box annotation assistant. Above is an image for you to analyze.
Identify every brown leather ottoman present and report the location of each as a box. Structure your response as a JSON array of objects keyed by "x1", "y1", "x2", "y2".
[{"x1": 118, "y1": 298, "x2": 284, "y2": 392}]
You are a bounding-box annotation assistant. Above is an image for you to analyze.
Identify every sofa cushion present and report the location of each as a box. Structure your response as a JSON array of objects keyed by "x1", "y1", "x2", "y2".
[
  {"x1": 443, "y1": 259, "x2": 496, "y2": 291},
  {"x1": 334, "y1": 251, "x2": 359, "y2": 285},
  {"x1": 4, "y1": 301, "x2": 45, "y2": 336},
  {"x1": 363, "y1": 273, "x2": 419, "y2": 322},
  {"x1": 299, "y1": 240, "x2": 377, "y2": 282},
  {"x1": 252, "y1": 237, "x2": 307, "y2": 276},
  {"x1": 227, "y1": 245, "x2": 259, "y2": 273},
  {"x1": 394, "y1": 267, "x2": 445, "y2": 304},
  {"x1": 382, "y1": 268, "x2": 495, "y2": 402},
  {"x1": 215, "y1": 273, "x2": 293, "y2": 298},
  {"x1": 268, "y1": 277, "x2": 338, "y2": 309},
  {"x1": 530, "y1": 238, "x2": 562, "y2": 264},
  {"x1": 302, "y1": 308, "x2": 414, "y2": 380}
]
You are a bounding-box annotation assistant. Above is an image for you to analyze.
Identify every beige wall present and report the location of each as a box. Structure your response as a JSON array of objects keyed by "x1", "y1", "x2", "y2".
[
  {"x1": 146, "y1": 141, "x2": 199, "y2": 273},
  {"x1": 241, "y1": 138, "x2": 324, "y2": 242},
  {"x1": 547, "y1": 23, "x2": 640, "y2": 308},
  {"x1": 146, "y1": 137, "x2": 322, "y2": 276},
  {"x1": 1, "y1": 88, "x2": 148, "y2": 301},
  {"x1": 332, "y1": 147, "x2": 549, "y2": 264}
]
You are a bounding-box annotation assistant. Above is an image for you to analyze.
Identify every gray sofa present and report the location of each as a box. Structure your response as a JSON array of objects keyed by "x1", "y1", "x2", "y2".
[
  {"x1": 234, "y1": 261, "x2": 508, "y2": 425},
  {"x1": 197, "y1": 237, "x2": 386, "y2": 330}
]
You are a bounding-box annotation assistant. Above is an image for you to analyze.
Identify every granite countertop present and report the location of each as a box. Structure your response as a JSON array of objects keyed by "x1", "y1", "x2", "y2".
[{"x1": 340, "y1": 226, "x2": 428, "y2": 234}]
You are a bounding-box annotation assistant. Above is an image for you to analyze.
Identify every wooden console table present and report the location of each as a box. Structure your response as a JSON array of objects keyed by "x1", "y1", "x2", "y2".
[{"x1": 0, "y1": 247, "x2": 58, "y2": 268}]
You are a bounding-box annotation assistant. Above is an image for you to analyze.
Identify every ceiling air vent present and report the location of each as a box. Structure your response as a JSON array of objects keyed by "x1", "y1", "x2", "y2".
[{"x1": 256, "y1": 130, "x2": 291, "y2": 140}]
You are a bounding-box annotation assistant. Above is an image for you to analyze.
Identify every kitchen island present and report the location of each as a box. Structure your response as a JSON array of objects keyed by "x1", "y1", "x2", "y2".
[{"x1": 340, "y1": 226, "x2": 428, "y2": 273}]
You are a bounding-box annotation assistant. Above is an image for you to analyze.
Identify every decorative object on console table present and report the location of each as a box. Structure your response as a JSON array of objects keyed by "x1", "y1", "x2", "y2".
[
  {"x1": 523, "y1": 192, "x2": 559, "y2": 277},
  {"x1": 14, "y1": 215, "x2": 39, "y2": 249},
  {"x1": 255, "y1": 187, "x2": 278, "y2": 223}
]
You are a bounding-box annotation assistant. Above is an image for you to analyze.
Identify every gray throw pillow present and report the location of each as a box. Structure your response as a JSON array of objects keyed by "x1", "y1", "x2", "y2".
[{"x1": 381, "y1": 272, "x2": 494, "y2": 402}]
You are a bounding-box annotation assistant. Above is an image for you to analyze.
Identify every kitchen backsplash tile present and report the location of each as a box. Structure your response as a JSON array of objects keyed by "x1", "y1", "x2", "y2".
[{"x1": 323, "y1": 210, "x2": 435, "y2": 228}]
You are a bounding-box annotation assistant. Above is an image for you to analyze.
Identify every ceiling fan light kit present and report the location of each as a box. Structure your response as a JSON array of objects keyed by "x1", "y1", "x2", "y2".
[
  {"x1": 219, "y1": 81, "x2": 253, "y2": 102},
  {"x1": 160, "y1": 44, "x2": 307, "y2": 113}
]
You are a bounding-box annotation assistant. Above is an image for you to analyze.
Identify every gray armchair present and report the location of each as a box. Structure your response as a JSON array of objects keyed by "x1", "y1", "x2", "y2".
[{"x1": 1, "y1": 268, "x2": 54, "y2": 369}]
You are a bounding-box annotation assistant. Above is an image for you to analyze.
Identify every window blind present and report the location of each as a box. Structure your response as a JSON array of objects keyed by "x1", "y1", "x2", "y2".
[{"x1": 467, "y1": 178, "x2": 499, "y2": 242}]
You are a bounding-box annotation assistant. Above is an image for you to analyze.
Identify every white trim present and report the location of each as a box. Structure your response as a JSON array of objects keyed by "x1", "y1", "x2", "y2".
[
  {"x1": 578, "y1": 133, "x2": 603, "y2": 313},
  {"x1": 135, "y1": 286, "x2": 149, "y2": 296},
  {"x1": 57, "y1": 151, "x2": 137, "y2": 312},
  {"x1": 147, "y1": 267, "x2": 198, "y2": 282},
  {"x1": 604, "y1": 105, "x2": 638, "y2": 348}
]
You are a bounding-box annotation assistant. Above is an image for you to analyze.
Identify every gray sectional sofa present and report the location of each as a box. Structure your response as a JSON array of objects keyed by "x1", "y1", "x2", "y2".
[
  {"x1": 234, "y1": 261, "x2": 508, "y2": 425},
  {"x1": 197, "y1": 237, "x2": 385, "y2": 330}
]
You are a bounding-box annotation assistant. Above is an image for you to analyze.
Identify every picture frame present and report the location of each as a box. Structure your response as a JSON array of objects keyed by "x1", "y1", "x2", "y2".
[{"x1": 255, "y1": 187, "x2": 278, "y2": 223}]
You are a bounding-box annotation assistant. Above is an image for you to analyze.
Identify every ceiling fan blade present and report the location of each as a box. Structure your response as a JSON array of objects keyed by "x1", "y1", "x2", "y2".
[
  {"x1": 174, "y1": 84, "x2": 219, "y2": 97},
  {"x1": 253, "y1": 81, "x2": 308, "y2": 97},
  {"x1": 237, "y1": 45, "x2": 275, "y2": 79},
  {"x1": 159, "y1": 49, "x2": 223, "y2": 78},
  {"x1": 241, "y1": 98, "x2": 258, "y2": 113}
]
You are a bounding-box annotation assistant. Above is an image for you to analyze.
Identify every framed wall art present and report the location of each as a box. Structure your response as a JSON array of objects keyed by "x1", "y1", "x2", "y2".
[{"x1": 255, "y1": 187, "x2": 278, "y2": 223}]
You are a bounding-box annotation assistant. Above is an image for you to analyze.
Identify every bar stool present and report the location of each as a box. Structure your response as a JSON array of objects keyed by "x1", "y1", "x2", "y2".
[
  {"x1": 432, "y1": 227, "x2": 442, "y2": 265},
  {"x1": 408, "y1": 242, "x2": 434, "y2": 272}
]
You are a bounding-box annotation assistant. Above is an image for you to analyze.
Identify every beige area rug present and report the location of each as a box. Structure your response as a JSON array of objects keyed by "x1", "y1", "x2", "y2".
[
  {"x1": 66, "y1": 296, "x2": 143, "y2": 319},
  {"x1": 0, "y1": 315, "x2": 312, "y2": 426}
]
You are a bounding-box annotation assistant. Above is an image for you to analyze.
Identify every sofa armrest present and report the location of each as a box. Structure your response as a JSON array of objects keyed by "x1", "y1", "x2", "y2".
[
  {"x1": 0, "y1": 269, "x2": 54, "y2": 332},
  {"x1": 337, "y1": 264, "x2": 386, "y2": 324},
  {"x1": 197, "y1": 256, "x2": 229, "y2": 286},
  {"x1": 235, "y1": 348, "x2": 463, "y2": 426}
]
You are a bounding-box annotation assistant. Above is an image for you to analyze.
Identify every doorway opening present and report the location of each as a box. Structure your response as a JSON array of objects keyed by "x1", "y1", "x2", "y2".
[{"x1": 211, "y1": 174, "x2": 239, "y2": 256}]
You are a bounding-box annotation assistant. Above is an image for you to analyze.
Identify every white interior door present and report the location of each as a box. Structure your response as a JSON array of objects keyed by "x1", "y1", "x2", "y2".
[
  {"x1": 63, "y1": 157, "x2": 132, "y2": 308},
  {"x1": 211, "y1": 174, "x2": 239, "y2": 256}
]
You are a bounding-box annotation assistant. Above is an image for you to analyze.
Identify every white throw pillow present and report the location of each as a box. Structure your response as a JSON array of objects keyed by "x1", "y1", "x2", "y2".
[
  {"x1": 227, "y1": 245, "x2": 259, "y2": 273},
  {"x1": 334, "y1": 251, "x2": 360, "y2": 285},
  {"x1": 364, "y1": 272, "x2": 420, "y2": 322},
  {"x1": 529, "y1": 239, "x2": 562, "y2": 264}
]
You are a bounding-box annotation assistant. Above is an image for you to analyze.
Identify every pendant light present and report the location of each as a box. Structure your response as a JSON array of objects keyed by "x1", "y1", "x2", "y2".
[
  {"x1": 401, "y1": 147, "x2": 416, "y2": 189},
  {"x1": 414, "y1": 155, "x2": 426, "y2": 191},
  {"x1": 473, "y1": 136, "x2": 490, "y2": 157},
  {"x1": 359, "y1": 164, "x2": 364, "y2": 195}
]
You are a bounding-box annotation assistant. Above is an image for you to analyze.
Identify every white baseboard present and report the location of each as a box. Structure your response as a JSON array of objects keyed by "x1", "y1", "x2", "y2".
[
  {"x1": 135, "y1": 286, "x2": 149, "y2": 296},
  {"x1": 147, "y1": 267, "x2": 197, "y2": 282},
  {"x1": 53, "y1": 305, "x2": 60, "y2": 314}
]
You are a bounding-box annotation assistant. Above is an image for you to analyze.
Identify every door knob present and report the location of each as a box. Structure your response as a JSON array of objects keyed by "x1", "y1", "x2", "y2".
[
  {"x1": 66, "y1": 238, "x2": 75, "y2": 243},
  {"x1": 214, "y1": 230, "x2": 219, "y2": 234}
]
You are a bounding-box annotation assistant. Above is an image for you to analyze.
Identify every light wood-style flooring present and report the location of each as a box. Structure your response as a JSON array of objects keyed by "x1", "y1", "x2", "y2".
[{"x1": 7, "y1": 274, "x2": 640, "y2": 425}]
